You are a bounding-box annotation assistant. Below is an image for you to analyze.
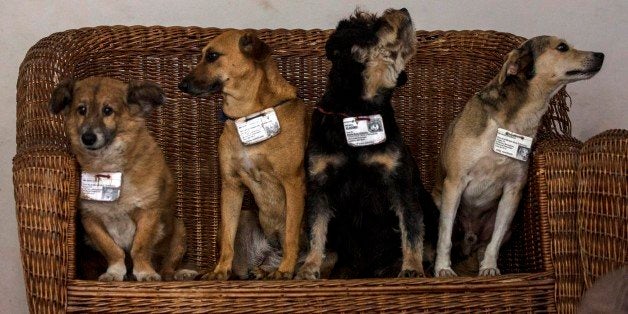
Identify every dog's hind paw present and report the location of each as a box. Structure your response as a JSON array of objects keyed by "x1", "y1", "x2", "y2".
[
  {"x1": 479, "y1": 267, "x2": 501, "y2": 276},
  {"x1": 174, "y1": 269, "x2": 199, "y2": 281},
  {"x1": 202, "y1": 270, "x2": 231, "y2": 280},
  {"x1": 398, "y1": 269, "x2": 425, "y2": 278},
  {"x1": 249, "y1": 267, "x2": 269, "y2": 280},
  {"x1": 98, "y1": 272, "x2": 125, "y2": 282},
  {"x1": 435, "y1": 268, "x2": 458, "y2": 277},
  {"x1": 267, "y1": 270, "x2": 293, "y2": 280},
  {"x1": 135, "y1": 271, "x2": 162, "y2": 282},
  {"x1": 295, "y1": 264, "x2": 320, "y2": 280}
]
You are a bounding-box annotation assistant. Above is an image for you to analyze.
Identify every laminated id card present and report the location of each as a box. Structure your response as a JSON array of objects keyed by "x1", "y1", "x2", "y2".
[
  {"x1": 80, "y1": 172, "x2": 122, "y2": 201},
  {"x1": 235, "y1": 108, "x2": 281, "y2": 145},
  {"x1": 343, "y1": 114, "x2": 386, "y2": 147},
  {"x1": 493, "y1": 128, "x2": 533, "y2": 161}
]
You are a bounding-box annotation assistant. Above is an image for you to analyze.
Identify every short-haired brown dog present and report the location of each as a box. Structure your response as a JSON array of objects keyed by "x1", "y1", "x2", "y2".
[
  {"x1": 432, "y1": 36, "x2": 604, "y2": 277},
  {"x1": 179, "y1": 30, "x2": 308, "y2": 280},
  {"x1": 50, "y1": 77, "x2": 196, "y2": 281}
]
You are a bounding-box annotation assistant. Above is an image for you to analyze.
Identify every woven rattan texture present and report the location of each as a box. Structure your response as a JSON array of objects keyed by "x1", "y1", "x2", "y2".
[
  {"x1": 577, "y1": 129, "x2": 628, "y2": 289},
  {"x1": 15, "y1": 26, "x2": 576, "y2": 313},
  {"x1": 532, "y1": 135, "x2": 584, "y2": 313}
]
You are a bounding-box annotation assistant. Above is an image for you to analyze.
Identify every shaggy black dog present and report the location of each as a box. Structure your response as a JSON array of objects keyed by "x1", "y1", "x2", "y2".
[{"x1": 296, "y1": 8, "x2": 438, "y2": 279}]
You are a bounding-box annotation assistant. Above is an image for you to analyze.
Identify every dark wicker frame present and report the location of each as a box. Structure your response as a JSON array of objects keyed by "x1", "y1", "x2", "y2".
[{"x1": 15, "y1": 26, "x2": 623, "y2": 313}]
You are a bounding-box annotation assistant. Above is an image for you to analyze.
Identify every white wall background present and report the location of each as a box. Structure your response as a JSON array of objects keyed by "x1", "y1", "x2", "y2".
[{"x1": 1, "y1": 0, "x2": 626, "y2": 312}]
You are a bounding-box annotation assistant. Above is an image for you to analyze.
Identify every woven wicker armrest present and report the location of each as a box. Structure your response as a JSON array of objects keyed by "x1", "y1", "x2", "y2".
[
  {"x1": 577, "y1": 129, "x2": 627, "y2": 289},
  {"x1": 15, "y1": 26, "x2": 574, "y2": 313},
  {"x1": 13, "y1": 147, "x2": 79, "y2": 313},
  {"x1": 526, "y1": 134, "x2": 583, "y2": 313}
]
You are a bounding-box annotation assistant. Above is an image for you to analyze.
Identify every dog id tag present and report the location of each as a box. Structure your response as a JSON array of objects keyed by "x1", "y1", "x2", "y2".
[
  {"x1": 343, "y1": 114, "x2": 386, "y2": 147},
  {"x1": 493, "y1": 128, "x2": 533, "y2": 161},
  {"x1": 235, "y1": 108, "x2": 281, "y2": 145},
  {"x1": 80, "y1": 172, "x2": 122, "y2": 201}
]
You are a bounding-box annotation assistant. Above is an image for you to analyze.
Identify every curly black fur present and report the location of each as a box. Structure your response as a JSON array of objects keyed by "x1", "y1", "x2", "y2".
[{"x1": 302, "y1": 9, "x2": 438, "y2": 278}]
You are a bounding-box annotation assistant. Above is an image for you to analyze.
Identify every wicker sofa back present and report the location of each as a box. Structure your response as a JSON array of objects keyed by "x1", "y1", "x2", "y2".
[{"x1": 15, "y1": 26, "x2": 574, "y2": 313}]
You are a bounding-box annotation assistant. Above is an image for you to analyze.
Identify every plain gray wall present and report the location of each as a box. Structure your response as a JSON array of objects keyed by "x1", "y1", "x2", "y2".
[{"x1": 1, "y1": 1, "x2": 626, "y2": 312}]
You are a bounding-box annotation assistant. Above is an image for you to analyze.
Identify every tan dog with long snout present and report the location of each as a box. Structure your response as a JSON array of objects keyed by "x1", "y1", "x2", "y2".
[
  {"x1": 432, "y1": 36, "x2": 604, "y2": 277},
  {"x1": 50, "y1": 77, "x2": 196, "y2": 281},
  {"x1": 179, "y1": 30, "x2": 308, "y2": 280}
]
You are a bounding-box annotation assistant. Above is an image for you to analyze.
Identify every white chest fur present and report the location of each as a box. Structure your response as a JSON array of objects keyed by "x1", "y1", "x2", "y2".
[
  {"x1": 80, "y1": 174, "x2": 163, "y2": 251},
  {"x1": 461, "y1": 120, "x2": 529, "y2": 210},
  {"x1": 82, "y1": 201, "x2": 137, "y2": 250}
]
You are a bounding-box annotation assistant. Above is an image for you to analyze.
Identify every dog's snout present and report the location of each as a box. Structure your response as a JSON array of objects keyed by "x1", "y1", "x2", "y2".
[
  {"x1": 81, "y1": 132, "x2": 97, "y2": 146},
  {"x1": 178, "y1": 77, "x2": 191, "y2": 93},
  {"x1": 593, "y1": 52, "x2": 605, "y2": 61},
  {"x1": 400, "y1": 8, "x2": 409, "y2": 14}
]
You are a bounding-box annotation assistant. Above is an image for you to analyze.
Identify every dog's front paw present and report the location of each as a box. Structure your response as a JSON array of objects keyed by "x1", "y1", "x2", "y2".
[
  {"x1": 295, "y1": 264, "x2": 320, "y2": 280},
  {"x1": 98, "y1": 263, "x2": 126, "y2": 282},
  {"x1": 134, "y1": 271, "x2": 162, "y2": 282},
  {"x1": 98, "y1": 271, "x2": 125, "y2": 282},
  {"x1": 267, "y1": 270, "x2": 293, "y2": 280},
  {"x1": 174, "y1": 269, "x2": 199, "y2": 281},
  {"x1": 479, "y1": 267, "x2": 501, "y2": 276},
  {"x1": 201, "y1": 270, "x2": 231, "y2": 280},
  {"x1": 435, "y1": 268, "x2": 458, "y2": 277},
  {"x1": 398, "y1": 269, "x2": 425, "y2": 278},
  {"x1": 249, "y1": 267, "x2": 269, "y2": 280}
]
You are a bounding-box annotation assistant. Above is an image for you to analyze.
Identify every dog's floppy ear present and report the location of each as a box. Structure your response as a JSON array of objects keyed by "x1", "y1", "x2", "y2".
[
  {"x1": 497, "y1": 45, "x2": 533, "y2": 85},
  {"x1": 49, "y1": 78, "x2": 75, "y2": 114},
  {"x1": 127, "y1": 80, "x2": 165, "y2": 116},
  {"x1": 239, "y1": 32, "x2": 271, "y2": 63}
]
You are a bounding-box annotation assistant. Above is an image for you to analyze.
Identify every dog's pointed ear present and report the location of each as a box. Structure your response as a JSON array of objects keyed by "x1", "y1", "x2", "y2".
[
  {"x1": 50, "y1": 78, "x2": 75, "y2": 114},
  {"x1": 239, "y1": 32, "x2": 271, "y2": 63},
  {"x1": 497, "y1": 45, "x2": 533, "y2": 85},
  {"x1": 127, "y1": 80, "x2": 165, "y2": 116}
]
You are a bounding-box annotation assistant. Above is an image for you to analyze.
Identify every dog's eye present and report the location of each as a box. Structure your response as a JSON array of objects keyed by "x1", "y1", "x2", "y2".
[
  {"x1": 556, "y1": 43, "x2": 569, "y2": 52},
  {"x1": 77, "y1": 105, "x2": 87, "y2": 116},
  {"x1": 205, "y1": 52, "x2": 220, "y2": 63},
  {"x1": 102, "y1": 106, "x2": 113, "y2": 116}
]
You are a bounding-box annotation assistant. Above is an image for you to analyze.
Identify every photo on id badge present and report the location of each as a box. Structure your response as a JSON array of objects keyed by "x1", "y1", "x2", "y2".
[
  {"x1": 102, "y1": 186, "x2": 119, "y2": 201},
  {"x1": 367, "y1": 119, "x2": 383, "y2": 133},
  {"x1": 262, "y1": 118, "x2": 280, "y2": 136},
  {"x1": 516, "y1": 146, "x2": 530, "y2": 160}
]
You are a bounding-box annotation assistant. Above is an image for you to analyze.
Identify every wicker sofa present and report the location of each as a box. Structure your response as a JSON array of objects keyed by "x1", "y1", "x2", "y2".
[{"x1": 13, "y1": 26, "x2": 627, "y2": 313}]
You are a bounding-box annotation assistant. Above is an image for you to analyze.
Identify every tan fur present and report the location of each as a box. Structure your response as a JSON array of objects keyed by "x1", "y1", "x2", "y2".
[
  {"x1": 361, "y1": 150, "x2": 400, "y2": 172},
  {"x1": 433, "y1": 37, "x2": 603, "y2": 277},
  {"x1": 309, "y1": 154, "x2": 346, "y2": 178},
  {"x1": 186, "y1": 30, "x2": 309, "y2": 280},
  {"x1": 53, "y1": 77, "x2": 192, "y2": 281}
]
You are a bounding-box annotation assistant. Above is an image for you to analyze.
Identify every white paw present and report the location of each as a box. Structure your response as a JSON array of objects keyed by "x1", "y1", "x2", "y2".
[
  {"x1": 295, "y1": 263, "x2": 320, "y2": 280},
  {"x1": 98, "y1": 263, "x2": 126, "y2": 282},
  {"x1": 173, "y1": 269, "x2": 198, "y2": 281},
  {"x1": 98, "y1": 271, "x2": 125, "y2": 282},
  {"x1": 134, "y1": 271, "x2": 162, "y2": 281},
  {"x1": 435, "y1": 267, "x2": 458, "y2": 277},
  {"x1": 479, "y1": 267, "x2": 501, "y2": 276}
]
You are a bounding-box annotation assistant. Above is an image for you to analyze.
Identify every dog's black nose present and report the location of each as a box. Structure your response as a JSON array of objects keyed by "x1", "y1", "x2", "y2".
[
  {"x1": 593, "y1": 52, "x2": 605, "y2": 61},
  {"x1": 81, "y1": 132, "x2": 97, "y2": 146},
  {"x1": 178, "y1": 77, "x2": 190, "y2": 93},
  {"x1": 400, "y1": 8, "x2": 409, "y2": 14}
]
